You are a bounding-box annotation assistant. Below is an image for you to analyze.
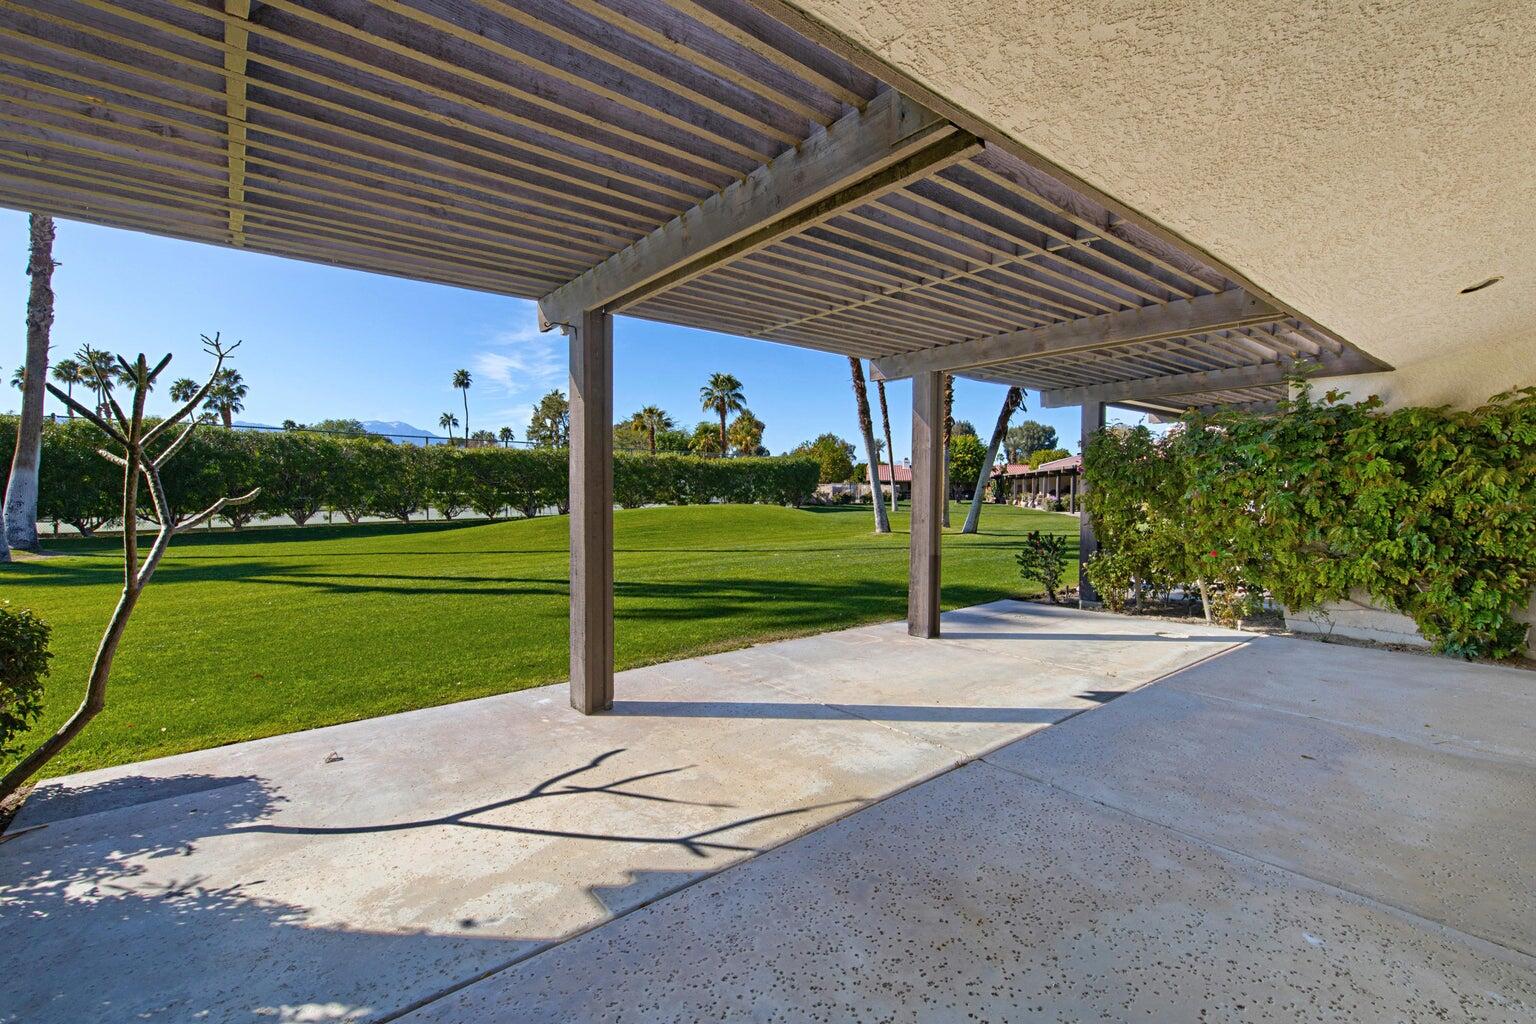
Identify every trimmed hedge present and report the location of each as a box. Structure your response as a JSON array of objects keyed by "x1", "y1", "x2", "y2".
[
  {"x1": 1082, "y1": 384, "x2": 1536, "y2": 659},
  {"x1": 0, "y1": 418, "x2": 820, "y2": 533}
]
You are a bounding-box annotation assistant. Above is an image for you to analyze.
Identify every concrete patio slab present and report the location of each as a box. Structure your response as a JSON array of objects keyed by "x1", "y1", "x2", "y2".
[
  {"x1": 987, "y1": 657, "x2": 1536, "y2": 955},
  {"x1": 403, "y1": 761, "x2": 1536, "y2": 1024},
  {"x1": 1156, "y1": 633, "x2": 1536, "y2": 766},
  {"x1": 0, "y1": 601, "x2": 1242, "y2": 1024}
]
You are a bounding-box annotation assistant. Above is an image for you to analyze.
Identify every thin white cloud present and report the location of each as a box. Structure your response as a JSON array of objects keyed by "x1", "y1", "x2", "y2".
[{"x1": 471, "y1": 310, "x2": 564, "y2": 398}]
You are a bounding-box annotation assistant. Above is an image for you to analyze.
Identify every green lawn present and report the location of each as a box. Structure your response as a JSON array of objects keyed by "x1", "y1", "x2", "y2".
[{"x1": 2, "y1": 503, "x2": 1076, "y2": 777}]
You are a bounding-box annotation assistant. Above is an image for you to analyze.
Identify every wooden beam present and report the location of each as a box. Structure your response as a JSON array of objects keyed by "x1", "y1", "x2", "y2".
[
  {"x1": 1078, "y1": 401, "x2": 1105, "y2": 606},
  {"x1": 539, "y1": 90, "x2": 976, "y2": 326},
  {"x1": 871, "y1": 289, "x2": 1281, "y2": 380},
  {"x1": 1145, "y1": 399, "x2": 1282, "y2": 422},
  {"x1": 908, "y1": 370, "x2": 943, "y2": 638},
  {"x1": 222, "y1": 0, "x2": 251, "y2": 246},
  {"x1": 1039, "y1": 355, "x2": 1377, "y2": 409},
  {"x1": 569, "y1": 309, "x2": 614, "y2": 714}
]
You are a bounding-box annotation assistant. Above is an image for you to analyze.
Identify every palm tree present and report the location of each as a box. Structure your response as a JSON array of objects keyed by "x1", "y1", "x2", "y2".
[
  {"x1": 699, "y1": 372, "x2": 745, "y2": 455},
  {"x1": 438, "y1": 411, "x2": 458, "y2": 442},
  {"x1": 205, "y1": 366, "x2": 247, "y2": 427},
  {"x1": 498, "y1": 426, "x2": 515, "y2": 448},
  {"x1": 6, "y1": 213, "x2": 55, "y2": 555},
  {"x1": 168, "y1": 377, "x2": 200, "y2": 404},
  {"x1": 76, "y1": 344, "x2": 116, "y2": 415},
  {"x1": 451, "y1": 368, "x2": 472, "y2": 441},
  {"x1": 962, "y1": 386, "x2": 1023, "y2": 534},
  {"x1": 875, "y1": 377, "x2": 896, "y2": 512},
  {"x1": 50, "y1": 358, "x2": 83, "y2": 418},
  {"x1": 847, "y1": 358, "x2": 891, "y2": 533},
  {"x1": 8, "y1": 366, "x2": 22, "y2": 390},
  {"x1": 630, "y1": 405, "x2": 674, "y2": 454}
]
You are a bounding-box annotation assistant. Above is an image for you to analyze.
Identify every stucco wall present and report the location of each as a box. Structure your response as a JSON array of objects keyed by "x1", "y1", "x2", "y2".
[
  {"x1": 784, "y1": 0, "x2": 1536, "y2": 378},
  {"x1": 1326, "y1": 331, "x2": 1536, "y2": 413}
]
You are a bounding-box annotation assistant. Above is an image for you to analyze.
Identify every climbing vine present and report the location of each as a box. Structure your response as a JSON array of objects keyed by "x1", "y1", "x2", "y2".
[{"x1": 1083, "y1": 384, "x2": 1536, "y2": 659}]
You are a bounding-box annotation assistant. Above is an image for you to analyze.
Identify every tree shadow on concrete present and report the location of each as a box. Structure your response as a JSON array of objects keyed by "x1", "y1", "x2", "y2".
[
  {"x1": 0, "y1": 752, "x2": 859, "y2": 1023},
  {"x1": 229, "y1": 748, "x2": 855, "y2": 860}
]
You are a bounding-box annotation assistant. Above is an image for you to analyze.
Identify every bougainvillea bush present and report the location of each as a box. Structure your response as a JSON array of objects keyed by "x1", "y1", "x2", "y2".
[{"x1": 1083, "y1": 384, "x2": 1536, "y2": 659}]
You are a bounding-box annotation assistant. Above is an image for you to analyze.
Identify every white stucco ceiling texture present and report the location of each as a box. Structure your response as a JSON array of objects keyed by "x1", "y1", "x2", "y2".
[{"x1": 788, "y1": 0, "x2": 1536, "y2": 374}]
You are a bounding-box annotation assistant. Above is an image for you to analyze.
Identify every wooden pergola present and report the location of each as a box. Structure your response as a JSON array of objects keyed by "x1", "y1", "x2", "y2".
[{"x1": 0, "y1": 0, "x2": 1388, "y2": 710}]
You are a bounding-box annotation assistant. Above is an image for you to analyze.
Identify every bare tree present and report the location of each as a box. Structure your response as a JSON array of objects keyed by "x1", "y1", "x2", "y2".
[
  {"x1": 4, "y1": 214, "x2": 56, "y2": 553},
  {"x1": 0, "y1": 335, "x2": 259, "y2": 801},
  {"x1": 962, "y1": 386, "x2": 1024, "y2": 534},
  {"x1": 847, "y1": 357, "x2": 890, "y2": 534},
  {"x1": 875, "y1": 377, "x2": 897, "y2": 512}
]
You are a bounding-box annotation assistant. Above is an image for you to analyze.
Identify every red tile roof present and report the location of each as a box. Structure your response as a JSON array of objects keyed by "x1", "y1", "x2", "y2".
[
  {"x1": 866, "y1": 463, "x2": 913, "y2": 483},
  {"x1": 991, "y1": 454, "x2": 1081, "y2": 477}
]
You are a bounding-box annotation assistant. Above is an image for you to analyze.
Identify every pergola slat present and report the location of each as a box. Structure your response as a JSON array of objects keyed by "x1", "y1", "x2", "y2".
[
  {"x1": 872, "y1": 289, "x2": 1281, "y2": 379},
  {"x1": 538, "y1": 88, "x2": 973, "y2": 324},
  {"x1": 1039, "y1": 354, "x2": 1380, "y2": 408}
]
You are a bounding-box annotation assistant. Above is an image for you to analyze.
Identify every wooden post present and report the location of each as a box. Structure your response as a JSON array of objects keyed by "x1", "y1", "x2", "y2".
[
  {"x1": 1078, "y1": 401, "x2": 1106, "y2": 606},
  {"x1": 569, "y1": 309, "x2": 614, "y2": 713},
  {"x1": 909, "y1": 371, "x2": 943, "y2": 637}
]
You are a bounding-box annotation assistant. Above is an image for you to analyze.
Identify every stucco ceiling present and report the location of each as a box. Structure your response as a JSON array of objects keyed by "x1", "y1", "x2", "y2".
[{"x1": 776, "y1": 0, "x2": 1536, "y2": 372}]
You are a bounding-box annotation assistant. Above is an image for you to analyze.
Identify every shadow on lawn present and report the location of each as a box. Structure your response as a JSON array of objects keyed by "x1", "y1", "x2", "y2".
[
  {"x1": 6, "y1": 559, "x2": 1032, "y2": 628},
  {"x1": 1, "y1": 750, "x2": 842, "y2": 1023}
]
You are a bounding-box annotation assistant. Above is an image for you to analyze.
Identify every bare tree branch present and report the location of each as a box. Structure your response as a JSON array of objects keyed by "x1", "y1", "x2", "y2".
[
  {"x1": 147, "y1": 352, "x2": 173, "y2": 383},
  {"x1": 142, "y1": 353, "x2": 226, "y2": 448},
  {"x1": 86, "y1": 357, "x2": 130, "y2": 435},
  {"x1": 44, "y1": 382, "x2": 128, "y2": 446},
  {"x1": 174, "y1": 487, "x2": 261, "y2": 536},
  {"x1": 152, "y1": 417, "x2": 201, "y2": 468}
]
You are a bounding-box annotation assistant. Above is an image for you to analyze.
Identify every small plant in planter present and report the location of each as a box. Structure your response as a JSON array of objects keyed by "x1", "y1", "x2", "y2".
[
  {"x1": 0, "y1": 601, "x2": 51, "y2": 763},
  {"x1": 1017, "y1": 530, "x2": 1069, "y2": 604}
]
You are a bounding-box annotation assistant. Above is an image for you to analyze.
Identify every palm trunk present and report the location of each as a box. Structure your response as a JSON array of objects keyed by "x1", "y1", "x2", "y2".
[
  {"x1": 65, "y1": 382, "x2": 74, "y2": 418},
  {"x1": 718, "y1": 409, "x2": 727, "y2": 456},
  {"x1": 962, "y1": 387, "x2": 1022, "y2": 534},
  {"x1": 5, "y1": 213, "x2": 55, "y2": 552},
  {"x1": 875, "y1": 378, "x2": 896, "y2": 511},
  {"x1": 848, "y1": 357, "x2": 890, "y2": 533},
  {"x1": 648, "y1": 425, "x2": 656, "y2": 454},
  {"x1": 220, "y1": 407, "x2": 233, "y2": 428},
  {"x1": 462, "y1": 389, "x2": 470, "y2": 441}
]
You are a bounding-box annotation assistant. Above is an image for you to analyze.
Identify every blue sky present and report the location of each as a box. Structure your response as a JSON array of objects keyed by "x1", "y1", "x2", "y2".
[{"x1": 0, "y1": 211, "x2": 1141, "y2": 458}]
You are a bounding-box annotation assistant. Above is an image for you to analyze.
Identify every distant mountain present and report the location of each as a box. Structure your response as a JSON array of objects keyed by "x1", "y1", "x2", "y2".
[
  {"x1": 233, "y1": 419, "x2": 445, "y2": 445},
  {"x1": 359, "y1": 421, "x2": 444, "y2": 445}
]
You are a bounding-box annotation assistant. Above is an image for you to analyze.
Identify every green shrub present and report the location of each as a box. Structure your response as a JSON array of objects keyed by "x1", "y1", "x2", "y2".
[
  {"x1": 0, "y1": 602, "x2": 51, "y2": 760},
  {"x1": 7, "y1": 418, "x2": 822, "y2": 533},
  {"x1": 1016, "y1": 530, "x2": 1069, "y2": 604},
  {"x1": 1083, "y1": 384, "x2": 1536, "y2": 658}
]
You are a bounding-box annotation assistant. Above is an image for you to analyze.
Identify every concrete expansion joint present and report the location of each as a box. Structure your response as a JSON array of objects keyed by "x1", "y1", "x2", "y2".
[{"x1": 973, "y1": 756, "x2": 1536, "y2": 969}]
